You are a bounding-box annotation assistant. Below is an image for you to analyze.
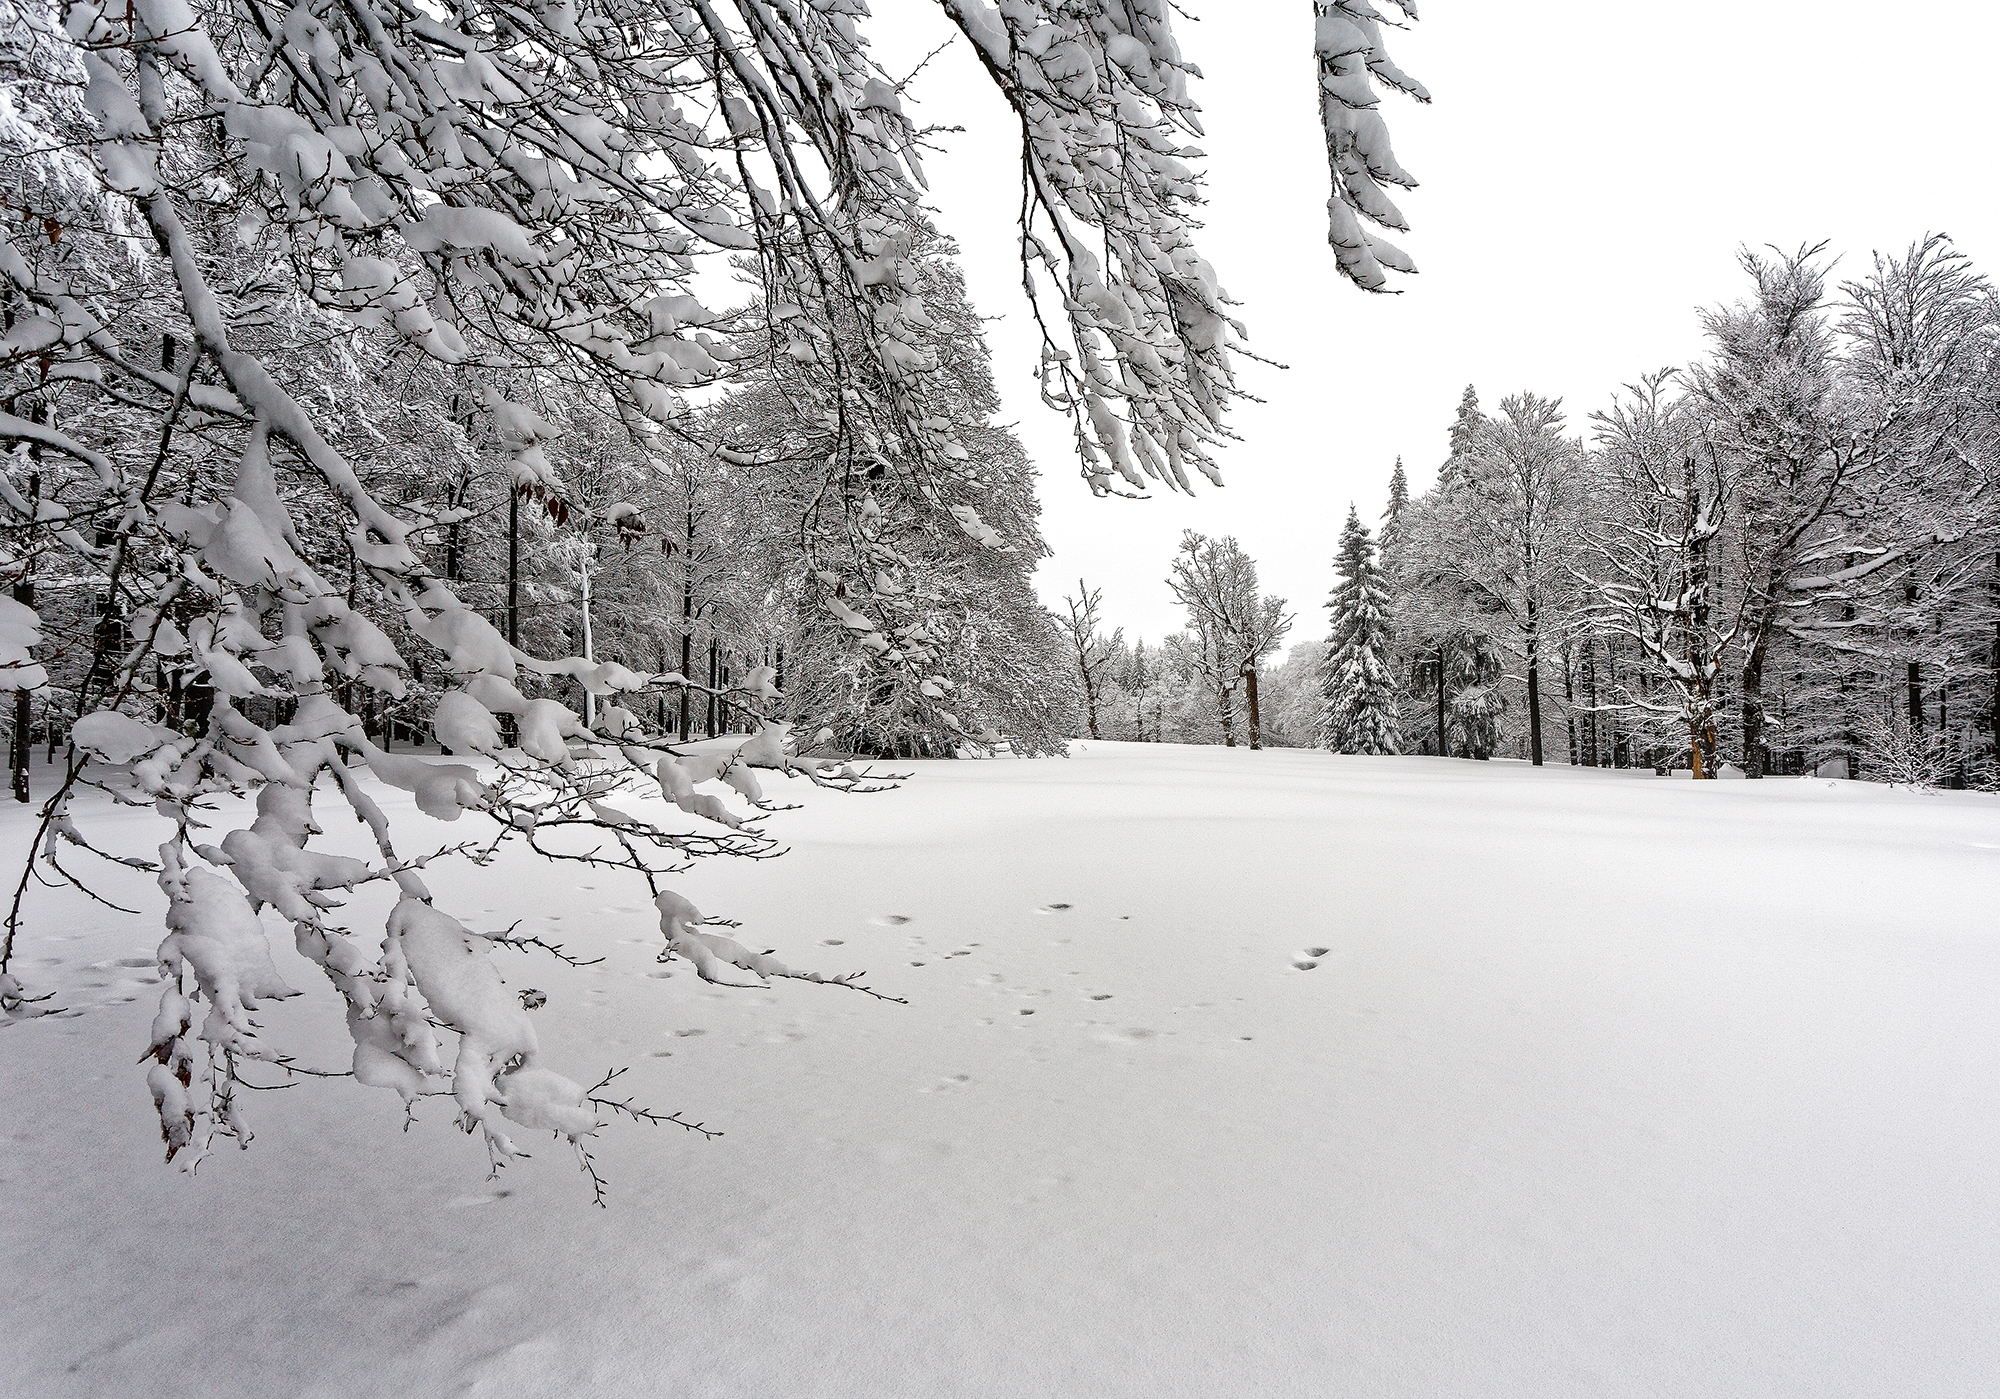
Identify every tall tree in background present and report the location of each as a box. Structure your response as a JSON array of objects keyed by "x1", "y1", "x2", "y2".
[
  {"x1": 1692, "y1": 245, "x2": 1858, "y2": 778},
  {"x1": 1437, "y1": 385, "x2": 1483, "y2": 491},
  {"x1": 1390, "y1": 386, "x2": 1485, "y2": 754},
  {"x1": 1166, "y1": 532, "x2": 1291, "y2": 749},
  {"x1": 1586, "y1": 371, "x2": 1733, "y2": 776},
  {"x1": 1381, "y1": 457, "x2": 1411, "y2": 547},
  {"x1": 1458, "y1": 395, "x2": 1586, "y2": 765},
  {"x1": 1059, "y1": 580, "x2": 1122, "y2": 741},
  {"x1": 1318, "y1": 506, "x2": 1402, "y2": 754}
]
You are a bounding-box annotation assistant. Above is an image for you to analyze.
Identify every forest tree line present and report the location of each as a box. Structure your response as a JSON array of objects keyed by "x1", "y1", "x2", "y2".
[{"x1": 1065, "y1": 237, "x2": 2000, "y2": 785}]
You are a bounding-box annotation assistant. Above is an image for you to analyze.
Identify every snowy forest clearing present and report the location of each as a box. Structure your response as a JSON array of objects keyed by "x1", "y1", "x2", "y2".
[{"x1": 4, "y1": 743, "x2": 1997, "y2": 1397}]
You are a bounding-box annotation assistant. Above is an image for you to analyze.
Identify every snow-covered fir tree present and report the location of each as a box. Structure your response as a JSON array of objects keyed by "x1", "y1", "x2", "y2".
[
  {"x1": 1381, "y1": 457, "x2": 1411, "y2": 548},
  {"x1": 1318, "y1": 506, "x2": 1402, "y2": 754},
  {"x1": 1437, "y1": 385, "x2": 1483, "y2": 491}
]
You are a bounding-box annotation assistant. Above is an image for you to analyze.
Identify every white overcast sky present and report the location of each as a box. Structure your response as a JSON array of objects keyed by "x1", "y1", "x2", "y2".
[{"x1": 868, "y1": 1, "x2": 2000, "y2": 649}]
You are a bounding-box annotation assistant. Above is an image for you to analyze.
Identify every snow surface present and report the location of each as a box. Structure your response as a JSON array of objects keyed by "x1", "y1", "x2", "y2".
[{"x1": 3, "y1": 743, "x2": 1998, "y2": 1397}]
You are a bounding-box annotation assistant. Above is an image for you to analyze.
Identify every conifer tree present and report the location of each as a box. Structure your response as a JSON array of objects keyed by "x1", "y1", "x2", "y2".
[
  {"x1": 1318, "y1": 507, "x2": 1403, "y2": 754},
  {"x1": 1437, "y1": 385, "x2": 1482, "y2": 490},
  {"x1": 1381, "y1": 457, "x2": 1411, "y2": 547}
]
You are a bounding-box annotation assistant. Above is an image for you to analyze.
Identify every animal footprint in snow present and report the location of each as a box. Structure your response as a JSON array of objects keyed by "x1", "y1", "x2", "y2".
[
  {"x1": 820, "y1": 938, "x2": 845, "y2": 946},
  {"x1": 445, "y1": 1190, "x2": 511, "y2": 1208},
  {"x1": 1088, "y1": 994, "x2": 1113, "y2": 1002},
  {"x1": 1095, "y1": 1026, "x2": 1157, "y2": 1043},
  {"x1": 1036, "y1": 903, "x2": 1073, "y2": 914},
  {"x1": 1305, "y1": 947, "x2": 1330, "y2": 957},
  {"x1": 874, "y1": 914, "x2": 912, "y2": 926},
  {"x1": 1292, "y1": 957, "x2": 1320, "y2": 971}
]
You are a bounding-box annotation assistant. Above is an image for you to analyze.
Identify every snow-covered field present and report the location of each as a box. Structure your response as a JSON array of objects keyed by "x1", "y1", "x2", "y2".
[{"x1": 3, "y1": 742, "x2": 1997, "y2": 1397}]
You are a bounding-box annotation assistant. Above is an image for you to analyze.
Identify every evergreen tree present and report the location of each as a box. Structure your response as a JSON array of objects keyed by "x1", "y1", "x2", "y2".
[
  {"x1": 1438, "y1": 385, "x2": 1483, "y2": 490},
  {"x1": 1443, "y1": 625, "x2": 1506, "y2": 759},
  {"x1": 1381, "y1": 457, "x2": 1411, "y2": 547},
  {"x1": 1318, "y1": 507, "x2": 1403, "y2": 754}
]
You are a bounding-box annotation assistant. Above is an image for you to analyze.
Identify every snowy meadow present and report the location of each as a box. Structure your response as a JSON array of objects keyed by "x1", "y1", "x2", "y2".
[
  {"x1": 5, "y1": 744, "x2": 1998, "y2": 1397},
  {"x1": 4, "y1": 0, "x2": 2000, "y2": 1393}
]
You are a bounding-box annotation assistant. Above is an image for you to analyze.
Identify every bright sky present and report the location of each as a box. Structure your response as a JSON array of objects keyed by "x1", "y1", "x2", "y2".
[{"x1": 870, "y1": 1, "x2": 2000, "y2": 650}]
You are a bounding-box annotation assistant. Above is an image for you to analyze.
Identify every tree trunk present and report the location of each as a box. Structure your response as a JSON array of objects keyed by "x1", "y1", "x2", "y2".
[
  {"x1": 1081, "y1": 660, "x2": 1100, "y2": 739},
  {"x1": 1434, "y1": 647, "x2": 1449, "y2": 757},
  {"x1": 11, "y1": 470, "x2": 35, "y2": 802},
  {"x1": 1907, "y1": 661, "x2": 1924, "y2": 733},
  {"x1": 1527, "y1": 659, "x2": 1543, "y2": 765},
  {"x1": 679, "y1": 501, "x2": 695, "y2": 741},
  {"x1": 1217, "y1": 682, "x2": 1236, "y2": 747},
  {"x1": 705, "y1": 635, "x2": 719, "y2": 737},
  {"x1": 1990, "y1": 551, "x2": 2000, "y2": 762},
  {"x1": 1606, "y1": 641, "x2": 1628, "y2": 768},
  {"x1": 443, "y1": 477, "x2": 464, "y2": 581},
  {"x1": 1244, "y1": 665, "x2": 1262, "y2": 750},
  {"x1": 1524, "y1": 602, "x2": 1543, "y2": 765},
  {"x1": 1580, "y1": 639, "x2": 1599, "y2": 766},
  {"x1": 1562, "y1": 644, "x2": 1578, "y2": 766},
  {"x1": 506, "y1": 488, "x2": 520, "y2": 645},
  {"x1": 1741, "y1": 628, "x2": 1770, "y2": 778}
]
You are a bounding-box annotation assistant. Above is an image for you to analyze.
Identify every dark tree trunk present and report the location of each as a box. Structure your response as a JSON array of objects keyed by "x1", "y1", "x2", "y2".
[
  {"x1": 1563, "y1": 645, "x2": 1578, "y2": 766},
  {"x1": 1741, "y1": 626, "x2": 1770, "y2": 778},
  {"x1": 656, "y1": 638, "x2": 669, "y2": 731},
  {"x1": 11, "y1": 469, "x2": 36, "y2": 802},
  {"x1": 679, "y1": 500, "x2": 697, "y2": 741},
  {"x1": 1435, "y1": 648, "x2": 1449, "y2": 758},
  {"x1": 1581, "y1": 639, "x2": 1599, "y2": 766},
  {"x1": 443, "y1": 477, "x2": 464, "y2": 582},
  {"x1": 506, "y1": 488, "x2": 520, "y2": 645},
  {"x1": 1244, "y1": 665, "x2": 1262, "y2": 751},
  {"x1": 1524, "y1": 599, "x2": 1543, "y2": 766},
  {"x1": 1218, "y1": 682, "x2": 1236, "y2": 747},
  {"x1": 1905, "y1": 568, "x2": 1923, "y2": 734},
  {"x1": 705, "y1": 636, "x2": 719, "y2": 737},
  {"x1": 1527, "y1": 659, "x2": 1543, "y2": 766},
  {"x1": 1990, "y1": 551, "x2": 2000, "y2": 762}
]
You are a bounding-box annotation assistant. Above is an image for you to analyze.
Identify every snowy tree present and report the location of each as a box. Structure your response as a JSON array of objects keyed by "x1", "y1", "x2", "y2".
[
  {"x1": 1832, "y1": 235, "x2": 2000, "y2": 781},
  {"x1": 1260, "y1": 637, "x2": 1327, "y2": 748},
  {"x1": 1388, "y1": 384, "x2": 1493, "y2": 757},
  {"x1": 1380, "y1": 456, "x2": 1410, "y2": 547},
  {"x1": 1058, "y1": 580, "x2": 1122, "y2": 741},
  {"x1": 1585, "y1": 371, "x2": 1735, "y2": 775},
  {"x1": 1395, "y1": 395, "x2": 1584, "y2": 765},
  {"x1": 1441, "y1": 624, "x2": 1507, "y2": 759},
  {"x1": 1166, "y1": 531, "x2": 1291, "y2": 749},
  {"x1": 1436, "y1": 385, "x2": 1482, "y2": 491},
  {"x1": 1317, "y1": 506, "x2": 1400, "y2": 754},
  {"x1": 711, "y1": 239, "x2": 1077, "y2": 756}
]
